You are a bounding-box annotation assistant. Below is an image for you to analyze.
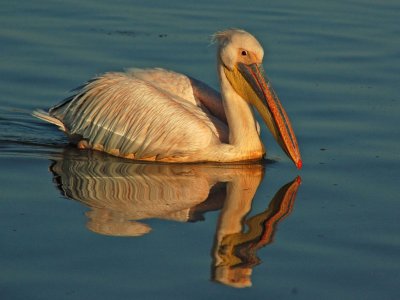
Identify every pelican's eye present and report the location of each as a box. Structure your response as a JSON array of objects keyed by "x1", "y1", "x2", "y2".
[{"x1": 241, "y1": 50, "x2": 248, "y2": 56}]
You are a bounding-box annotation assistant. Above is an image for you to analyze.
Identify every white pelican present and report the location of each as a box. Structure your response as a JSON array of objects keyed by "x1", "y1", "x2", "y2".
[{"x1": 33, "y1": 29, "x2": 302, "y2": 168}]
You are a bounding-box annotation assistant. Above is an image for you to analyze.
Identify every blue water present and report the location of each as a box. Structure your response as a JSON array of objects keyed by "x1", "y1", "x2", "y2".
[{"x1": 1, "y1": 0, "x2": 399, "y2": 299}]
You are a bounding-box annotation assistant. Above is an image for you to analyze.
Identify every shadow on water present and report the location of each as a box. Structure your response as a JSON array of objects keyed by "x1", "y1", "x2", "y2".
[{"x1": 50, "y1": 148, "x2": 301, "y2": 288}]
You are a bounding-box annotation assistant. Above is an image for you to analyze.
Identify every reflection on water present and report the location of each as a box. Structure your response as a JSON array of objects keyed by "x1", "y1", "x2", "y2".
[
  {"x1": 212, "y1": 177, "x2": 300, "y2": 288},
  {"x1": 50, "y1": 148, "x2": 301, "y2": 288}
]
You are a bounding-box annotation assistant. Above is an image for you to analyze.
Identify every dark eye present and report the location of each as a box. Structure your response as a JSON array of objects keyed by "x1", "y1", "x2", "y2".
[{"x1": 241, "y1": 50, "x2": 247, "y2": 56}]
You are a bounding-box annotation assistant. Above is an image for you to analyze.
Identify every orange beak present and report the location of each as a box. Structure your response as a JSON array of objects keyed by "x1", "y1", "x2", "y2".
[{"x1": 237, "y1": 63, "x2": 302, "y2": 169}]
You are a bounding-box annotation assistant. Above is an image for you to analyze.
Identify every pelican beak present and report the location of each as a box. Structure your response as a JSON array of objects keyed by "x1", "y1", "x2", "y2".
[{"x1": 224, "y1": 63, "x2": 302, "y2": 169}]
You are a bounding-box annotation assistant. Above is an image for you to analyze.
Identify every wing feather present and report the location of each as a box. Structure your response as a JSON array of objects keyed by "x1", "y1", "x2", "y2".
[{"x1": 49, "y1": 70, "x2": 227, "y2": 159}]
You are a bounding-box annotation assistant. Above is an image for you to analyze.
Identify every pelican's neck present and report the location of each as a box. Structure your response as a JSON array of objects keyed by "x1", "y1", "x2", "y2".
[{"x1": 218, "y1": 64, "x2": 264, "y2": 158}]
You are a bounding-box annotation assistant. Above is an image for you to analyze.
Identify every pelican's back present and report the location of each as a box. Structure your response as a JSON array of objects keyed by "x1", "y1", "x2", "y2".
[{"x1": 43, "y1": 70, "x2": 227, "y2": 161}]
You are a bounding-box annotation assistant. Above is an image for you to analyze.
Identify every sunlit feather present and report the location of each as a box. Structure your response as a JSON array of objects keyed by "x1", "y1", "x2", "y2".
[{"x1": 33, "y1": 29, "x2": 302, "y2": 167}]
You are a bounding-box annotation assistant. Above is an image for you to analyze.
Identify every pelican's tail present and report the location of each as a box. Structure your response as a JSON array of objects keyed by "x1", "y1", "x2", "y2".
[{"x1": 32, "y1": 109, "x2": 67, "y2": 132}]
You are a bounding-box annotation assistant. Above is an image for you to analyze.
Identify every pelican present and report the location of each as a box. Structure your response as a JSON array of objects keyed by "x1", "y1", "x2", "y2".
[{"x1": 33, "y1": 29, "x2": 302, "y2": 168}]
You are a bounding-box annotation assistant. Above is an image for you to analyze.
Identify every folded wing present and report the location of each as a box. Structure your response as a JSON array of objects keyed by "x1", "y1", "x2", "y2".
[{"x1": 47, "y1": 69, "x2": 228, "y2": 160}]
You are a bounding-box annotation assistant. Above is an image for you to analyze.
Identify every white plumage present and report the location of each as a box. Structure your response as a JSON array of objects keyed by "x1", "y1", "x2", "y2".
[{"x1": 34, "y1": 29, "x2": 302, "y2": 167}]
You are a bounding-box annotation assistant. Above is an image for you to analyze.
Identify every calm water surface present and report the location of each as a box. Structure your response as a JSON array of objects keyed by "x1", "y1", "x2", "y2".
[{"x1": 1, "y1": 0, "x2": 399, "y2": 299}]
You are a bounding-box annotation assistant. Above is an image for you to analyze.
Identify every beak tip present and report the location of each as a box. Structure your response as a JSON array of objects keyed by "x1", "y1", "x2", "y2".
[{"x1": 296, "y1": 159, "x2": 303, "y2": 170}]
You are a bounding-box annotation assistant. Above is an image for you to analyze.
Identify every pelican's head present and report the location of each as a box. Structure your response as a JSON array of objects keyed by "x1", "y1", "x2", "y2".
[{"x1": 213, "y1": 29, "x2": 302, "y2": 169}]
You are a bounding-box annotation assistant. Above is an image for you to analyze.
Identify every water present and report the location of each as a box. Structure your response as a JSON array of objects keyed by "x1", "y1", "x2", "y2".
[{"x1": 1, "y1": 0, "x2": 399, "y2": 299}]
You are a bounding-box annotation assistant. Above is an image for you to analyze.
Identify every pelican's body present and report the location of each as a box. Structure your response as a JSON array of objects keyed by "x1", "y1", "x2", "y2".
[{"x1": 34, "y1": 29, "x2": 302, "y2": 168}]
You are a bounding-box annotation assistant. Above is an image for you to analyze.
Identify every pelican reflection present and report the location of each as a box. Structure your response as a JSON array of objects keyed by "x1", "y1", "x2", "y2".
[
  {"x1": 50, "y1": 149, "x2": 301, "y2": 287},
  {"x1": 212, "y1": 176, "x2": 301, "y2": 288}
]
